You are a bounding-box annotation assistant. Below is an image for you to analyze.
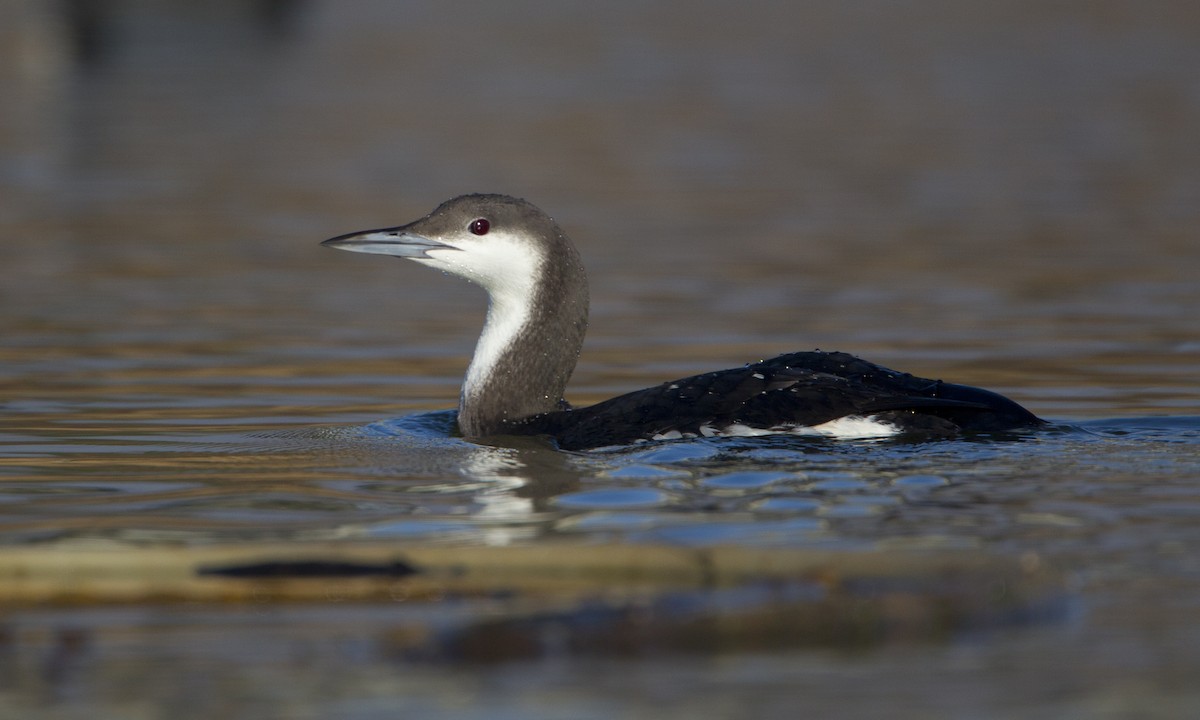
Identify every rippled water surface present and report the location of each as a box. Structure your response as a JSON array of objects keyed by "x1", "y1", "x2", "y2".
[{"x1": 2, "y1": 1, "x2": 1199, "y2": 717}]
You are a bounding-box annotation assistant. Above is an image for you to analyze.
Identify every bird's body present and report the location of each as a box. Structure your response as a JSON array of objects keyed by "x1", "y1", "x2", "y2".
[{"x1": 323, "y1": 194, "x2": 1042, "y2": 450}]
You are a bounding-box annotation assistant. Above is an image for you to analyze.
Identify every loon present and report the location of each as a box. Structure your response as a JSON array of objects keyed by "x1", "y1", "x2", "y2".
[{"x1": 323, "y1": 194, "x2": 1042, "y2": 451}]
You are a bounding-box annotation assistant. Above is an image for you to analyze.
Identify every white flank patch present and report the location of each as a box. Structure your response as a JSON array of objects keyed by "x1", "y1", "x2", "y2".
[
  {"x1": 650, "y1": 415, "x2": 900, "y2": 442},
  {"x1": 797, "y1": 415, "x2": 901, "y2": 438},
  {"x1": 718, "y1": 423, "x2": 778, "y2": 437}
]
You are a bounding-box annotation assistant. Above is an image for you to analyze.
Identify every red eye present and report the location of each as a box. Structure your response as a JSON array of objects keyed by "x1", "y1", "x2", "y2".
[{"x1": 468, "y1": 218, "x2": 490, "y2": 235}]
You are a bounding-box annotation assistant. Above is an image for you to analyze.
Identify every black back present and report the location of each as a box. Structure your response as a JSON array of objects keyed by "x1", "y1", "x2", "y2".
[{"x1": 515, "y1": 351, "x2": 1042, "y2": 450}]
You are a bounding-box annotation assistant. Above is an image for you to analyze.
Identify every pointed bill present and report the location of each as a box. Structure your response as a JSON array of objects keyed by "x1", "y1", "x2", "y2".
[{"x1": 321, "y1": 229, "x2": 456, "y2": 258}]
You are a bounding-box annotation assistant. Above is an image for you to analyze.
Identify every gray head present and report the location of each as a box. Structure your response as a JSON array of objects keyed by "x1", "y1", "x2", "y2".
[
  {"x1": 323, "y1": 194, "x2": 573, "y2": 298},
  {"x1": 323, "y1": 194, "x2": 590, "y2": 437}
]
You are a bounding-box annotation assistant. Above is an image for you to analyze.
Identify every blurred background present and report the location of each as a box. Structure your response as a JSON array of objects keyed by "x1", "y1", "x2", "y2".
[
  {"x1": 2, "y1": 0, "x2": 1197, "y2": 412},
  {"x1": 1, "y1": 1, "x2": 1199, "y2": 718}
]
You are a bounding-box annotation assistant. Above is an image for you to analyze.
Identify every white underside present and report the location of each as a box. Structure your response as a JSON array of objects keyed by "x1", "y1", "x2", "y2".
[{"x1": 649, "y1": 415, "x2": 900, "y2": 442}]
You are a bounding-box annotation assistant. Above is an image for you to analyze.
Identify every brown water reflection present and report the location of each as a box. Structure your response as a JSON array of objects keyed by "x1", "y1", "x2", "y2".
[{"x1": 1, "y1": 0, "x2": 1199, "y2": 717}]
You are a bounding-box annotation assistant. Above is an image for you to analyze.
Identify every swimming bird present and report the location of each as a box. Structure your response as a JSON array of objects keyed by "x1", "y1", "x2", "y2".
[{"x1": 323, "y1": 194, "x2": 1042, "y2": 450}]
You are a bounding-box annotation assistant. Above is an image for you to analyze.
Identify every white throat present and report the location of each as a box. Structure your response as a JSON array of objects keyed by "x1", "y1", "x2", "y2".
[
  {"x1": 464, "y1": 286, "x2": 534, "y2": 405},
  {"x1": 416, "y1": 232, "x2": 544, "y2": 409}
]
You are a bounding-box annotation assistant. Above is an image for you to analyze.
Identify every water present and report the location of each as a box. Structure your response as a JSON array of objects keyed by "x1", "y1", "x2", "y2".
[{"x1": 2, "y1": 0, "x2": 1199, "y2": 717}]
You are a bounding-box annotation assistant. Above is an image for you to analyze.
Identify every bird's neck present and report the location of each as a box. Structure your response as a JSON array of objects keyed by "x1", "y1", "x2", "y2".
[{"x1": 457, "y1": 242, "x2": 588, "y2": 438}]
